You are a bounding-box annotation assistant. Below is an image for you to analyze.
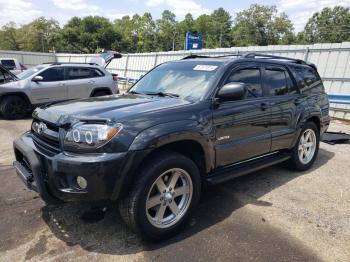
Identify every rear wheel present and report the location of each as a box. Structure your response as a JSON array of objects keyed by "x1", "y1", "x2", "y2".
[
  {"x1": 118, "y1": 151, "x2": 201, "y2": 240},
  {"x1": 287, "y1": 121, "x2": 320, "y2": 171},
  {"x1": 0, "y1": 96, "x2": 28, "y2": 119}
]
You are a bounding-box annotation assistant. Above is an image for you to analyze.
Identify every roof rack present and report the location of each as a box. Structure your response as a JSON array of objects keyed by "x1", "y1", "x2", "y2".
[
  {"x1": 182, "y1": 53, "x2": 243, "y2": 60},
  {"x1": 42, "y1": 62, "x2": 99, "y2": 66},
  {"x1": 242, "y1": 53, "x2": 306, "y2": 64},
  {"x1": 182, "y1": 52, "x2": 308, "y2": 65}
]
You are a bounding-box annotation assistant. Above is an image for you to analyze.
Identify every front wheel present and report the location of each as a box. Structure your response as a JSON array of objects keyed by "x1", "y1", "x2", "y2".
[
  {"x1": 118, "y1": 151, "x2": 201, "y2": 240},
  {"x1": 0, "y1": 96, "x2": 28, "y2": 119},
  {"x1": 287, "y1": 121, "x2": 320, "y2": 171}
]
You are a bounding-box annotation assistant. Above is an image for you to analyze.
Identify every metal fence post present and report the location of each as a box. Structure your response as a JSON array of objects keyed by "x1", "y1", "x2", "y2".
[
  {"x1": 125, "y1": 54, "x2": 130, "y2": 78},
  {"x1": 154, "y1": 53, "x2": 158, "y2": 67},
  {"x1": 304, "y1": 47, "x2": 310, "y2": 62}
]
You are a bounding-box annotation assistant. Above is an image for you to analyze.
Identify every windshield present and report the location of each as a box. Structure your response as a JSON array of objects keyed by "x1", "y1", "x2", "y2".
[
  {"x1": 17, "y1": 65, "x2": 45, "y2": 80},
  {"x1": 129, "y1": 61, "x2": 222, "y2": 101}
]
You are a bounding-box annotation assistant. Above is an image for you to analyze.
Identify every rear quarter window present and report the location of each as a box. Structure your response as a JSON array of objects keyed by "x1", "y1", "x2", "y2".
[{"x1": 292, "y1": 65, "x2": 323, "y2": 93}]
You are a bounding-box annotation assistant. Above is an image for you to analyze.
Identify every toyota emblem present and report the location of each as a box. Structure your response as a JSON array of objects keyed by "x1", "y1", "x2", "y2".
[{"x1": 37, "y1": 122, "x2": 47, "y2": 135}]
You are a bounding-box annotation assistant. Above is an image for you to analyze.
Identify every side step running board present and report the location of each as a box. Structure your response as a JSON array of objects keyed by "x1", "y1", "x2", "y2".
[{"x1": 206, "y1": 153, "x2": 291, "y2": 185}]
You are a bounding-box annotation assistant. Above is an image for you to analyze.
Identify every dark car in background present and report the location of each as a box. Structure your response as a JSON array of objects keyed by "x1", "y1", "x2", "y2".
[{"x1": 13, "y1": 53, "x2": 330, "y2": 240}]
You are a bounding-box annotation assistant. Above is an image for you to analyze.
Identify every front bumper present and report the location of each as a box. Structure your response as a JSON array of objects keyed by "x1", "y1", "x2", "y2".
[{"x1": 13, "y1": 132, "x2": 145, "y2": 204}]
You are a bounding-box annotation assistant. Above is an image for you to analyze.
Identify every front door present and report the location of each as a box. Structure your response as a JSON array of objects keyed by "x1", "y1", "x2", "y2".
[
  {"x1": 30, "y1": 67, "x2": 67, "y2": 104},
  {"x1": 213, "y1": 65, "x2": 271, "y2": 168}
]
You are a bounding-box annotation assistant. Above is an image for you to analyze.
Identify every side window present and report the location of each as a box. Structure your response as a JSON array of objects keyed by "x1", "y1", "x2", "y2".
[
  {"x1": 92, "y1": 69, "x2": 104, "y2": 77},
  {"x1": 227, "y1": 68, "x2": 262, "y2": 98},
  {"x1": 67, "y1": 67, "x2": 92, "y2": 80},
  {"x1": 38, "y1": 67, "x2": 64, "y2": 82},
  {"x1": 301, "y1": 67, "x2": 320, "y2": 86},
  {"x1": 264, "y1": 67, "x2": 295, "y2": 96},
  {"x1": 293, "y1": 65, "x2": 321, "y2": 92}
]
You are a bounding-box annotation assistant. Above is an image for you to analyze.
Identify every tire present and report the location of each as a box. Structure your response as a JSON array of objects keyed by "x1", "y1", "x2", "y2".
[
  {"x1": 92, "y1": 90, "x2": 110, "y2": 97},
  {"x1": 287, "y1": 121, "x2": 320, "y2": 171},
  {"x1": 118, "y1": 151, "x2": 201, "y2": 240},
  {"x1": 0, "y1": 96, "x2": 28, "y2": 119}
]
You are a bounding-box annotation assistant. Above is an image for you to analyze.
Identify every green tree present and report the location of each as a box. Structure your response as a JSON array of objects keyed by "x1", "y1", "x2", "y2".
[
  {"x1": 176, "y1": 13, "x2": 195, "y2": 50},
  {"x1": 60, "y1": 16, "x2": 121, "y2": 53},
  {"x1": 301, "y1": 6, "x2": 350, "y2": 43},
  {"x1": 20, "y1": 17, "x2": 61, "y2": 52},
  {"x1": 211, "y1": 8, "x2": 232, "y2": 47},
  {"x1": 157, "y1": 10, "x2": 177, "y2": 51},
  {"x1": 0, "y1": 22, "x2": 21, "y2": 50},
  {"x1": 193, "y1": 14, "x2": 216, "y2": 48},
  {"x1": 232, "y1": 4, "x2": 294, "y2": 46}
]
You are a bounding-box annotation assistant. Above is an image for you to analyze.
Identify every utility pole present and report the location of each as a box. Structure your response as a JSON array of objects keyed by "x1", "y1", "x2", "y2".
[{"x1": 172, "y1": 31, "x2": 178, "y2": 51}]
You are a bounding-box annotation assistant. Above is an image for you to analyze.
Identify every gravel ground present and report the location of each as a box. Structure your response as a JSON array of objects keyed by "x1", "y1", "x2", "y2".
[{"x1": 0, "y1": 118, "x2": 349, "y2": 262}]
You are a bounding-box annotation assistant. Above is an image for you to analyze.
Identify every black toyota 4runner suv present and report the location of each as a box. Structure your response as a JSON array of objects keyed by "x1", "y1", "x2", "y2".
[{"x1": 13, "y1": 53, "x2": 330, "y2": 240}]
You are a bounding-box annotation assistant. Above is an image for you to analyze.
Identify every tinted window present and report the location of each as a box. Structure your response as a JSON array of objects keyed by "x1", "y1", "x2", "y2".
[
  {"x1": 227, "y1": 68, "x2": 262, "y2": 98},
  {"x1": 92, "y1": 68, "x2": 104, "y2": 77},
  {"x1": 301, "y1": 67, "x2": 320, "y2": 86},
  {"x1": 38, "y1": 67, "x2": 64, "y2": 82},
  {"x1": 67, "y1": 67, "x2": 93, "y2": 80},
  {"x1": 1, "y1": 60, "x2": 16, "y2": 70},
  {"x1": 293, "y1": 65, "x2": 321, "y2": 91},
  {"x1": 265, "y1": 68, "x2": 289, "y2": 95}
]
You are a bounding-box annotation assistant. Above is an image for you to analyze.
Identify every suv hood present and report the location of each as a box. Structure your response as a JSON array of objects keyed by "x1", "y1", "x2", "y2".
[{"x1": 34, "y1": 94, "x2": 192, "y2": 125}]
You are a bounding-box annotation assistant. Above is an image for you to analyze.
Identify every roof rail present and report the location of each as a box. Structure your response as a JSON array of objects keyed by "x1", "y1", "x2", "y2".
[
  {"x1": 182, "y1": 53, "x2": 242, "y2": 60},
  {"x1": 242, "y1": 53, "x2": 306, "y2": 64},
  {"x1": 42, "y1": 62, "x2": 99, "y2": 66}
]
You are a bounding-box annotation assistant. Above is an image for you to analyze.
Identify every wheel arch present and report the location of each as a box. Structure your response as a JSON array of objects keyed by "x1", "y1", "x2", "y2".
[
  {"x1": 114, "y1": 136, "x2": 212, "y2": 200},
  {"x1": 90, "y1": 87, "x2": 112, "y2": 97}
]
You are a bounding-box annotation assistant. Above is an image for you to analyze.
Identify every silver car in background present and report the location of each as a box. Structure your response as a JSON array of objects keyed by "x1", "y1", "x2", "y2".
[{"x1": 0, "y1": 63, "x2": 119, "y2": 119}]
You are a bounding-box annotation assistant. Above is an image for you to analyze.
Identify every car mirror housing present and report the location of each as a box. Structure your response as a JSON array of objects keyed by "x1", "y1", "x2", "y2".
[
  {"x1": 217, "y1": 82, "x2": 247, "y2": 101},
  {"x1": 32, "y1": 75, "x2": 43, "y2": 82}
]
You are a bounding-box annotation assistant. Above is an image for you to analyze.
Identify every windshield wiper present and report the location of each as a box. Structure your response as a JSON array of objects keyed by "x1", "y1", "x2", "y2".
[
  {"x1": 128, "y1": 90, "x2": 142, "y2": 95},
  {"x1": 144, "y1": 91, "x2": 179, "y2": 98}
]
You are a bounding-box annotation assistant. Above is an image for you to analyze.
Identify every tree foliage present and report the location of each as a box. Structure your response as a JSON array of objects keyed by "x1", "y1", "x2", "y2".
[
  {"x1": 300, "y1": 6, "x2": 350, "y2": 43},
  {"x1": 0, "y1": 5, "x2": 349, "y2": 53},
  {"x1": 232, "y1": 4, "x2": 294, "y2": 46}
]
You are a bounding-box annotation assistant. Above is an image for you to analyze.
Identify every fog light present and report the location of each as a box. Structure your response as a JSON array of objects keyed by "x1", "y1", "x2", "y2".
[{"x1": 76, "y1": 176, "x2": 87, "y2": 189}]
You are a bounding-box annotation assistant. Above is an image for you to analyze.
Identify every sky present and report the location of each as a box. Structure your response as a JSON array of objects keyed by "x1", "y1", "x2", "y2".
[{"x1": 0, "y1": 0, "x2": 349, "y2": 32}]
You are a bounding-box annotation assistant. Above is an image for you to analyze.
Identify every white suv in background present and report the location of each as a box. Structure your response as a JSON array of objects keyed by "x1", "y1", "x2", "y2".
[
  {"x1": 0, "y1": 58, "x2": 27, "y2": 75},
  {"x1": 0, "y1": 62, "x2": 119, "y2": 119}
]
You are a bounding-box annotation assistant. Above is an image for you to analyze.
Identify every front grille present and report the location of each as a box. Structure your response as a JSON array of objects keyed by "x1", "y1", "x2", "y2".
[{"x1": 32, "y1": 120, "x2": 61, "y2": 153}]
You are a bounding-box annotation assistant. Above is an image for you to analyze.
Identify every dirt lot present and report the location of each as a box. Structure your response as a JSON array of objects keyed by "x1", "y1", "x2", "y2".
[{"x1": 0, "y1": 118, "x2": 349, "y2": 262}]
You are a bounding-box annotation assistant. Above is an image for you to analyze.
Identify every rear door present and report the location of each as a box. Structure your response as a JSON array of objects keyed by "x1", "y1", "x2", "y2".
[
  {"x1": 262, "y1": 63, "x2": 299, "y2": 151},
  {"x1": 213, "y1": 64, "x2": 272, "y2": 167},
  {"x1": 65, "y1": 67, "x2": 97, "y2": 99},
  {"x1": 30, "y1": 67, "x2": 67, "y2": 104}
]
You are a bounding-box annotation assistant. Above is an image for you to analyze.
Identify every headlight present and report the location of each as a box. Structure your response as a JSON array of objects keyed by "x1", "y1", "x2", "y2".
[{"x1": 64, "y1": 123, "x2": 123, "y2": 151}]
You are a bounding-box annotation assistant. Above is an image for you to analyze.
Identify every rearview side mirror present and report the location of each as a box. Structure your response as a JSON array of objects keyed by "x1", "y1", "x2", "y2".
[
  {"x1": 32, "y1": 75, "x2": 43, "y2": 82},
  {"x1": 217, "y1": 82, "x2": 247, "y2": 101}
]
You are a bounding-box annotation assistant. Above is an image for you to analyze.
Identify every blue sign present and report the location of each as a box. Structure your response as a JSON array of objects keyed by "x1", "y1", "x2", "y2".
[{"x1": 185, "y1": 32, "x2": 202, "y2": 50}]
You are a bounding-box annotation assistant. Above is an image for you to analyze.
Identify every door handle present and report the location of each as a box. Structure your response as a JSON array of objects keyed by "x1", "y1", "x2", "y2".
[
  {"x1": 260, "y1": 103, "x2": 269, "y2": 111},
  {"x1": 58, "y1": 83, "x2": 65, "y2": 86},
  {"x1": 88, "y1": 80, "x2": 95, "y2": 84}
]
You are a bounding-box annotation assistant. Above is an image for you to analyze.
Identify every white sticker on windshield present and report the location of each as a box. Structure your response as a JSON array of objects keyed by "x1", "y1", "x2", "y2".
[{"x1": 193, "y1": 65, "x2": 218, "y2": 71}]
